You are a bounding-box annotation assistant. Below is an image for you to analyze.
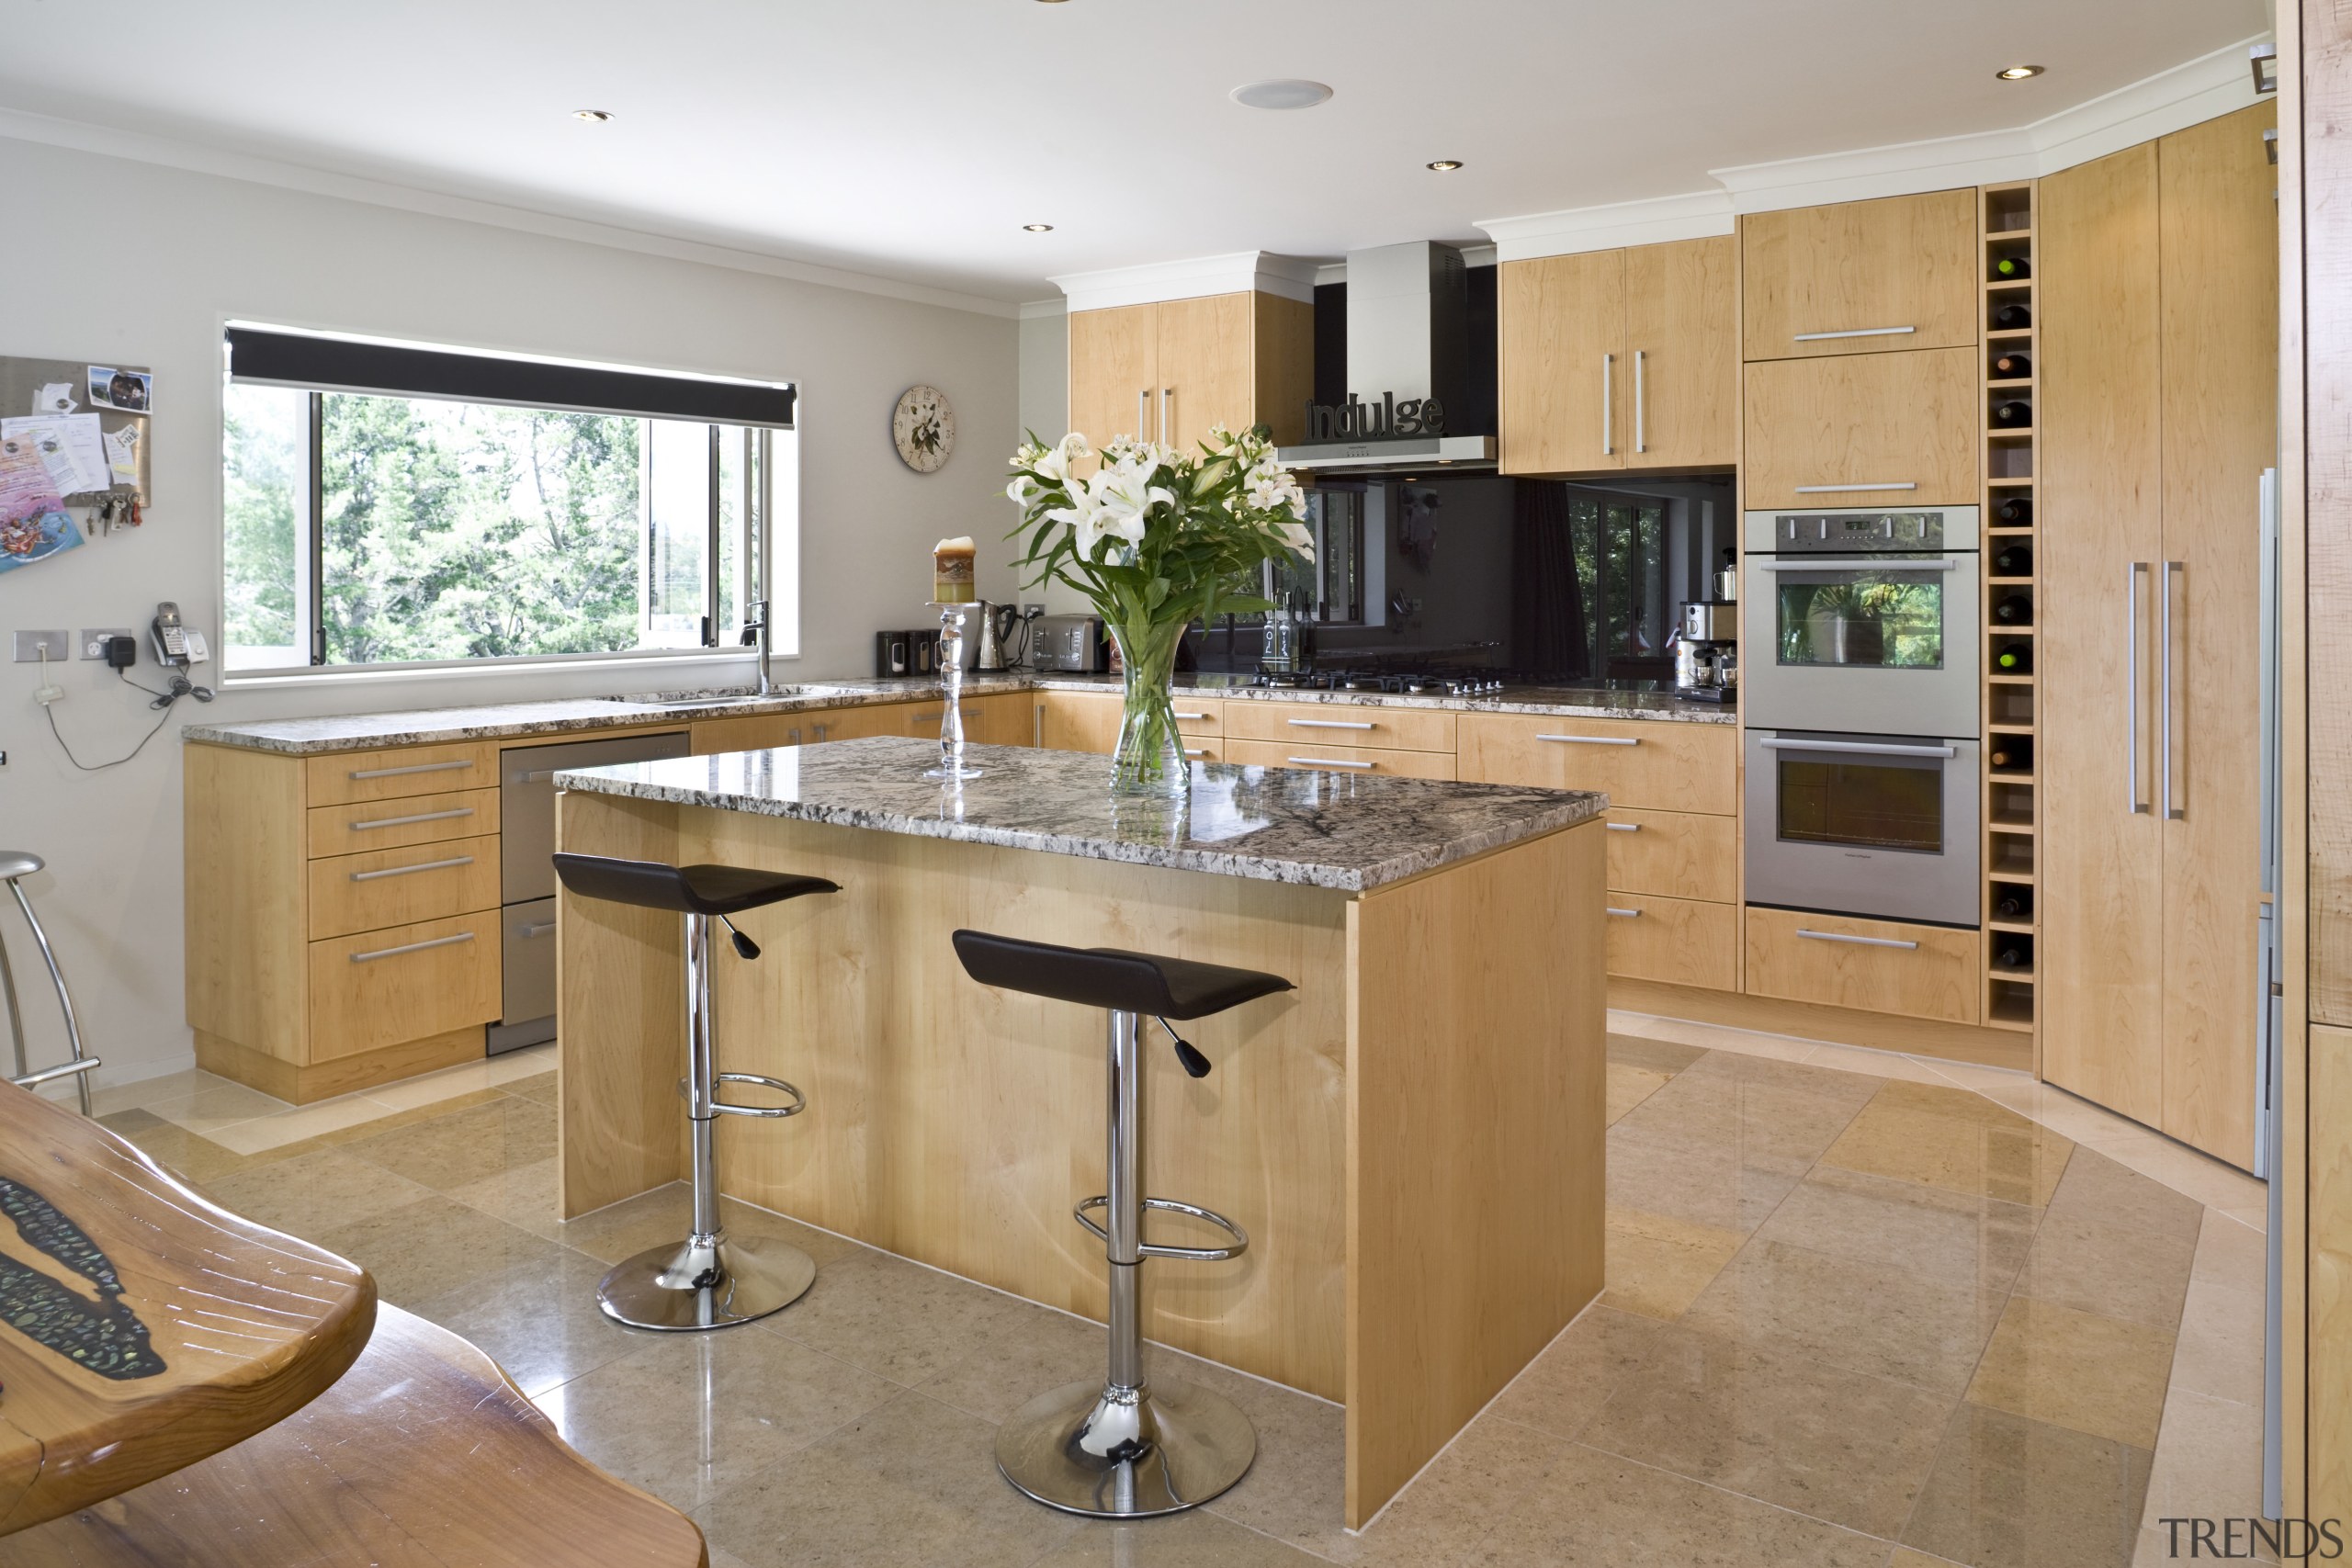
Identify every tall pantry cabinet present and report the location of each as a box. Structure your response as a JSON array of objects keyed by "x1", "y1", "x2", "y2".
[{"x1": 2039, "y1": 102, "x2": 2278, "y2": 1170}]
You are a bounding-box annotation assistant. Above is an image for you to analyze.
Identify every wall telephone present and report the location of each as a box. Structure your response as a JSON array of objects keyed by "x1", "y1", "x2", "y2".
[{"x1": 151, "y1": 602, "x2": 209, "y2": 668}]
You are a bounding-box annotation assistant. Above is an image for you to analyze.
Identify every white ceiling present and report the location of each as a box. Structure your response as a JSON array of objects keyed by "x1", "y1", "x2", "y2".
[{"x1": 0, "y1": 0, "x2": 2270, "y2": 308}]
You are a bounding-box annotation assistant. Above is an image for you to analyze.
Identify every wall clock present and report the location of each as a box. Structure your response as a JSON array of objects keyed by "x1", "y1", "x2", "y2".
[{"x1": 892, "y1": 384, "x2": 955, "y2": 473}]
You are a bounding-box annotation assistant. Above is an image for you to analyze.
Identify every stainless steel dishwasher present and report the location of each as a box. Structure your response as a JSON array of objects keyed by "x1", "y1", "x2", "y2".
[{"x1": 491, "y1": 730, "x2": 690, "y2": 1053}]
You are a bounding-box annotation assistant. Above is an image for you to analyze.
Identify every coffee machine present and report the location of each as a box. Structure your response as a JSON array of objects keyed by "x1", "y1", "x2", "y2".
[{"x1": 1674, "y1": 598, "x2": 1737, "y2": 702}]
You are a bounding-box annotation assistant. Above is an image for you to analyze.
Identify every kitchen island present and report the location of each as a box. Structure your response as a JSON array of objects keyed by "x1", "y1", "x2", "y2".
[{"x1": 553, "y1": 737, "x2": 1607, "y2": 1526}]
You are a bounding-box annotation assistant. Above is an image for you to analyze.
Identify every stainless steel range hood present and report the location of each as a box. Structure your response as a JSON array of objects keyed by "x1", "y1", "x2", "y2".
[{"x1": 1277, "y1": 240, "x2": 1498, "y2": 474}]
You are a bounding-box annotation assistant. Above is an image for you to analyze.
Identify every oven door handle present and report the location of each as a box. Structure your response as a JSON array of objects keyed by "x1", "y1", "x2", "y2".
[
  {"x1": 1760, "y1": 739, "x2": 1957, "y2": 760},
  {"x1": 1796, "y1": 928, "x2": 1919, "y2": 951},
  {"x1": 1753, "y1": 558, "x2": 1962, "y2": 572}
]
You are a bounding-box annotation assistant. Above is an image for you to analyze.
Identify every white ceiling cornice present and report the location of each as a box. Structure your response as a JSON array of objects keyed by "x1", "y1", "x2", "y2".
[
  {"x1": 1477, "y1": 34, "x2": 2268, "y2": 263},
  {"x1": 1050, "y1": 252, "x2": 1322, "y2": 314},
  {"x1": 0, "y1": 106, "x2": 1023, "y2": 321}
]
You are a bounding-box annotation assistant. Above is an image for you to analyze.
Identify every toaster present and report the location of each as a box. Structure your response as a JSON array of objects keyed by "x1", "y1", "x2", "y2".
[{"x1": 1030, "y1": 615, "x2": 1107, "y2": 672}]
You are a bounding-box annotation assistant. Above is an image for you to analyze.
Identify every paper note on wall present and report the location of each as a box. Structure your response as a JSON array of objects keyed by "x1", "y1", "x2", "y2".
[
  {"x1": 29, "y1": 383, "x2": 73, "y2": 416},
  {"x1": 0, "y1": 415, "x2": 108, "y2": 495},
  {"x1": 104, "y1": 423, "x2": 140, "y2": 484},
  {"x1": 0, "y1": 433, "x2": 79, "y2": 572}
]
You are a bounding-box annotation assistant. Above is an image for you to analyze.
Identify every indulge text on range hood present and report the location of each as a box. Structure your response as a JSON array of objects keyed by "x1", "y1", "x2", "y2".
[{"x1": 1277, "y1": 240, "x2": 1497, "y2": 473}]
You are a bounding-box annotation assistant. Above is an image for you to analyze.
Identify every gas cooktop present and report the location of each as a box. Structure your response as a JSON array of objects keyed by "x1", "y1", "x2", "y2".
[{"x1": 1250, "y1": 668, "x2": 1509, "y2": 697}]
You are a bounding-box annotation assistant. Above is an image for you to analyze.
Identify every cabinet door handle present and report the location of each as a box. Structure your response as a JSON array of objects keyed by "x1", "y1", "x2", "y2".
[
  {"x1": 1633, "y1": 348, "x2": 1646, "y2": 456},
  {"x1": 1537, "y1": 733, "x2": 1638, "y2": 746},
  {"x1": 349, "y1": 758, "x2": 473, "y2": 781},
  {"x1": 1792, "y1": 325, "x2": 1917, "y2": 343},
  {"x1": 350, "y1": 931, "x2": 476, "y2": 964},
  {"x1": 516, "y1": 919, "x2": 558, "y2": 939},
  {"x1": 1606, "y1": 821, "x2": 1641, "y2": 833},
  {"x1": 1606, "y1": 907, "x2": 1642, "y2": 919},
  {"x1": 1286, "y1": 717, "x2": 1374, "y2": 730},
  {"x1": 1160, "y1": 387, "x2": 1172, "y2": 445},
  {"x1": 2128, "y1": 562, "x2": 2149, "y2": 815},
  {"x1": 1600, "y1": 352, "x2": 1614, "y2": 456},
  {"x1": 348, "y1": 806, "x2": 476, "y2": 831},
  {"x1": 1793, "y1": 482, "x2": 1918, "y2": 494},
  {"x1": 1756, "y1": 557, "x2": 1960, "y2": 573},
  {"x1": 349, "y1": 854, "x2": 474, "y2": 883},
  {"x1": 1797, "y1": 928, "x2": 1918, "y2": 950},
  {"x1": 1762, "y1": 738, "x2": 1956, "y2": 760},
  {"x1": 1035, "y1": 703, "x2": 1045, "y2": 749},
  {"x1": 1172, "y1": 710, "x2": 1213, "y2": 721},
  {"x1": 1183, "y1": 748, "x2": 1209, "y2": 759},
  {"x1": 1137, "y1": 389, "x2": 1149, "y2": 440},
  {"x1": 1286, "y1": 755, "x2": 1376, "y2": 770},
  {"x1": 2163, "y1": 559, "x2": 2184, "y2": 820}
]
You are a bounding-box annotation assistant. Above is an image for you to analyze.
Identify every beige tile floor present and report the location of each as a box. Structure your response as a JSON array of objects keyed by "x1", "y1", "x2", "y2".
[{"x1": 92, "y1": 1017, "x2": 2269, "y2": 1568}]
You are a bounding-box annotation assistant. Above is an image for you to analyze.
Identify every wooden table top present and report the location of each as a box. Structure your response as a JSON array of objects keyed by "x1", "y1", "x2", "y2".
[{"x1": 0, "y1": 1084, "x2": 376, "y2": 1535}]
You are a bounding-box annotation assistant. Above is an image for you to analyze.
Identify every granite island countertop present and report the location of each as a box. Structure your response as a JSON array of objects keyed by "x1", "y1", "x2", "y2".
[
  {"x1": 554, "y1": 736, "x2": 1608, "y2": 892},
  {"x1": 180, "y1": 672, "x2": 1731, "y2": 756}
]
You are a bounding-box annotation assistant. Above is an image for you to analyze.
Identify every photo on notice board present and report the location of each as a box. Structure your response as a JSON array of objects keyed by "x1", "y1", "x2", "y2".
[{"x1": 85, "y1": 367, "x2": 151, "y2": 413}]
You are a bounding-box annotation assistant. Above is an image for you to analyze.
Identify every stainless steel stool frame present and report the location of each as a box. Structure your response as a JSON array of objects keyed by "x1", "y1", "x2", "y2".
[
  {"x1": 594, "y1": 908, "x2": 815, "y2": 1332},
  {"x1": 1, "y1": 858, "x2": 99, "y2": 1115},
  {"x1": 993, "y1": 1007, "x2": 1256, "y2": 1518}
]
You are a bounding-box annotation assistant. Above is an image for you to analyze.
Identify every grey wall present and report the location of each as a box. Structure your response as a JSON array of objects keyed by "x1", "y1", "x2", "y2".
[
  {"x1": 1015, "y1": 307, "x2": 1088, "y2": 615},
  {"x1": 0, "y1": 137, "x2": 1020, "y2": 1089}
]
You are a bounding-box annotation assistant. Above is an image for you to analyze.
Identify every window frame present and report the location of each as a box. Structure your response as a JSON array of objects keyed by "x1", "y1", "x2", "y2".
[{"x1": 218, "y1": 324, "x2": 796, "y2": 684}]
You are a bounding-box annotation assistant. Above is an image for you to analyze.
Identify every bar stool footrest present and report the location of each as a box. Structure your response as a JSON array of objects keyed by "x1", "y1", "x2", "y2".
[
  {"x1": 676, "y1": 1072, "x2": 808, "y2": 1119},
  {"x1": 1073, "y1": 1195, "x2": 1249, "y2": 1260}
]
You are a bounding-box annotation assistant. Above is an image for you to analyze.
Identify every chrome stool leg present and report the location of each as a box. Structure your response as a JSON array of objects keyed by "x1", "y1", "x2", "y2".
[
  {"x1": 994, "y1": 1009, "x2": 1256, "y2": 1517},
  {"x1": 595, "y1": 910, "x2": 816, "y2": 1331},
  {"x1": 5, "y1": 869, "x2": 98, "y2": 1116}
]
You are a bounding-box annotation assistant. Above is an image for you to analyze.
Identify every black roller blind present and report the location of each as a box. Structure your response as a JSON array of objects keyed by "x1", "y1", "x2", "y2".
[{"x1": 224, "y1": 325, "x2": 794, "y2": 429}]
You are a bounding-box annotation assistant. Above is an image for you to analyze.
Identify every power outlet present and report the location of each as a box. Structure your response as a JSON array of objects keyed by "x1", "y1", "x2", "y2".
[
  {"x1": 12, "y1": 630, "x2": 68, "y2": 663},
  {"x1": 79, "y1": 627, "x2": 133, "y2": 660}
]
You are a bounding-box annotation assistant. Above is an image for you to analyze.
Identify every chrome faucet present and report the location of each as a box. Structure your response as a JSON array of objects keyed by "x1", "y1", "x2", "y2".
[{"x1": 741, "y1": 600, "x2": 776, "y2": 695}]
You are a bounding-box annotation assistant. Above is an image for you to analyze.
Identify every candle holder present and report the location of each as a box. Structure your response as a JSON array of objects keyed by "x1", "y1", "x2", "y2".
[{"x1": 924, "y1": 603, "x2": 983, "y2": 781}]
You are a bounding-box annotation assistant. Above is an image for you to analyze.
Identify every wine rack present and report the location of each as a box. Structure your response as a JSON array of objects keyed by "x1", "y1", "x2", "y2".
[{"x1": 1981, "y1": 182, "x2": 2038, "y2": 1033}]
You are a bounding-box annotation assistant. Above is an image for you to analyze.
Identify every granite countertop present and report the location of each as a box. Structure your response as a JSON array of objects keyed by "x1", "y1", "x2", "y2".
[
  {"x1": 181, "y1": 672, "x2": 1730, "y2": 756},
  {"x1": 555, "y1": 737, "x2": 1607, "y2": 892}
]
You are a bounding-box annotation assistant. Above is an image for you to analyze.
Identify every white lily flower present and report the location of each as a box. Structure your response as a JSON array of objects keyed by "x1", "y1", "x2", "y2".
[{"x1": 1007, "y1": 475, "x2": 1044, "y2": 507}]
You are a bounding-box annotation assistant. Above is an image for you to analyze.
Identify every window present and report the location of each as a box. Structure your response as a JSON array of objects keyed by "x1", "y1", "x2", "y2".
[{"x1": 221, "y1": 328, "x2": 794, "y2": 674}]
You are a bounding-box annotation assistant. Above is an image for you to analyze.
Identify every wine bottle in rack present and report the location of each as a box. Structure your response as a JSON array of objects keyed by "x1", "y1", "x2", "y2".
[
  {"x1": 1991, "y1": 400, "x2": 2033, "y2": 428},
  {"x1": 1995, "y1": 886, "x2": 2034, "y2": 919},
  {"x1": 1993, "y1": 302, "x2": 2032, "y2": 330},
  {"x1": 1995, "y1": 643, "x2": 2032, "y2": 674},
  {"x1": 1990, "y1": 736, "x2": 2034, "y2": 773},
  {"x1": 1993, "y1": 543, "x2": 2034, "y2": 577},
  {"x1": 1993, "y1": 351, "x2": 2032, "y2": 378},
  {"x1": 1992, "y1": 593, "x2": 2034, "y2": 625},
  {"x1": 1996, "y1": 495, "x2": 2034, "y2": 525},
  {"x1": 1992, "y1": 255, "x2": 2031, "y2": 281},
  {"x1": 1993, "y1": 938, "x2": 2033, "y2": 970}
]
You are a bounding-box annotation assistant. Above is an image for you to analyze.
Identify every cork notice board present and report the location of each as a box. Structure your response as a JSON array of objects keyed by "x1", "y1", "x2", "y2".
[{"x1": 0, "y1": 354, "x2": 153, "y2": 504}]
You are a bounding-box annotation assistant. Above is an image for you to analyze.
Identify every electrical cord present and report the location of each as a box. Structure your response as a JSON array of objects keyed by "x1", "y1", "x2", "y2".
[{"x1": 39, "y1": 664, "x2": 203, "y2": 772}]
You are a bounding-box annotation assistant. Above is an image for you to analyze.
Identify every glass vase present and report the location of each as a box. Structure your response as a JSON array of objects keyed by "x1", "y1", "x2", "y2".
[{"x1": 1107, "y1": 619, "x2": 1191, "y2": 797}]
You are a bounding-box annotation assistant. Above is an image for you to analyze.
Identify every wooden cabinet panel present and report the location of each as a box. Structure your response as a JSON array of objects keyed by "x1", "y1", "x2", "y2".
[
  {"x1": 1623, "y1": 236, "x2": 1737, "y2": 469},
  {"x1": 1457, "y1": 715, "x2": 1737, "y2": 816},
  {"x1": 2039, "y1": 141, "x2": 2168, "y2": 1129},
  {"x1": 307, "y1": 835, "x2": 501, "y2": 942},
  {"x1": 1604, "y1": 894, "x2": 1738, "y2": 991},
  {"x1": 1069, "y1": 302, "x2": 1158, "y2": 450},
  {"x1": 691, "y1": 713, "x2": 801, "y2": 753},
  {"x1": 1252, "y1": 294, "x2": 1316, "y2": 447},
  {"x1": 1157, "y1": 293, "x2": 1254, "y2": 454},
  {"x1": 308, "y1": 911, "x2": 500, "y2": 1062},
  {"x1": 1743, "y1": 907, "x2": 1980, "y2": 1025},
  {"x1": 1039, "y1": 690, "x2": 1124, "y2": 754},
  {"x1": 1225, "y1": 701, "x2": 1458, "y2": 754},
  {"x1": 1168, "y1": 697, "x2": 1225, "y2": 738},
  {"x1": 2156, "y1": 102, "x2": 2278, "y2": 1169},
  {"x1": 1499, "y1": 250, "x2": 1626, "y2": 475},
  {"x1": 1739, "y1": 189, "x2": 1980, "y2": 360},
  {"x1": 306, "y1": 741, "x2": 494, "y2": 807},
  {"x1": 307, "y1": 786, "x2": 497, "y2": 859},
  {"x1": 1222, "y1": 739, "x2": 1455, "y2": 780},
  {"x1": 1741, "y1": 347, "x2": 1980, "y2": 508},
  {"x1": 1602, "y1": 807, "x2": 1738, "y2": 904}
]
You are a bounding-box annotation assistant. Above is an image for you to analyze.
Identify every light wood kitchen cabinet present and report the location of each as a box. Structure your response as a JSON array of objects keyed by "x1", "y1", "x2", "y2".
[
  {"x1": 1224, "y1": 701, "x2": 1458, "y2": 755},
  {"x1": 1741, "y1": 347, "x2": 1980, "y2": 509},
  {"x1": 1744, "y1": 908, "x2": 1981, "y2": 1026},
  {"x1": 1039, "y1": 690, "x2": 1124, "y2": 753},
  {"x1": 306, "y1": 785, "x2": 498, "y2": 858},
  {"x1": 1222, "y1": 739, "x2": 1456, "y2": 781},
  {"x1": 1456, "y1": 714, "x2": 1738, "y2": 817},
  {"x1": 1604, "y1": 895, "x2": 1740, "y2": 991},
  {"x1": 1498, "y1": 237, "x2": 1735, "y2": 475},
  {"x1": 1067, "y1": 292, "x2": 1312, "y2": 452},
  {"x1": 1602, "y1": 808, "x2": 1739, "y2": 905},
  {"x1": 306, "y1": 836, "x2": 501, "y2": 942},
  {"x1": 1739, "y1": 188, "x2": 1980, "y2": 361},
  {"x1": 2040, "y1": 103, "x2": 2276, "y2": 1169}
]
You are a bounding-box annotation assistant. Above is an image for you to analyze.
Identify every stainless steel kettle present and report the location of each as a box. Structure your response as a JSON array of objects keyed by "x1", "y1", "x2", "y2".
[{"x1": 973, "y1": 602, "x2": 1013, "y2": 671}]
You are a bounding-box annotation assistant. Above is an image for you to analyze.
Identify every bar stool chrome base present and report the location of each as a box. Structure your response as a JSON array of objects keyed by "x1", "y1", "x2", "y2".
[
  {"x1": 598, "y1": 1232, "x2": 817, "y2": 1331},
  {"x1": 996, "y1": 1376, "x2": 1255, "y2": 1517}
]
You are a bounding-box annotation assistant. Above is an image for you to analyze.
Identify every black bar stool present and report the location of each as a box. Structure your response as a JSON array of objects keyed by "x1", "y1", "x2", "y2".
[
  {"x1": 552, "y1": 852, "x2": 837, "y2": 1331},
  {"x1": 952, "y1": 929, "x2": 1293, "y2": 1517}
]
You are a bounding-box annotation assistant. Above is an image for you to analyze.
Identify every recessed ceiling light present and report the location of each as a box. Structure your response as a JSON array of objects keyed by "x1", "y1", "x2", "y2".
[
  {"x1": 1426, "y1": 160, "x2": 1464, "y2": 173},
  {"x1": 1995, "y1": 64, "x2": 2043, "y2": 81},
  {"x1": 1230, "y1": 79, "x2": 1333, "y2": 111},
  {"x1": 1023, "y1": 223, "x2": 1055, "y2": 232},
  {"x1": 572, "y1": 108, "x2": 615, "y2": 122}
]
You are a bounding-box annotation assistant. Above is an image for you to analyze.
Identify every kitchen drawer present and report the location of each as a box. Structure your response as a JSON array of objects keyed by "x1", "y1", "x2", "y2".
[
  {"x1": 1743, "y1": 907, "x2": 1979, "y2": 1026},
  {"x1": 306, "y1": 741, "x2": 495, "y2": 807},
  {"x1": 306, "y1": 787, "x2": 498, "y2": 859},
  {"x1": 1603, "y1": 893, "x2": 1738, "y2": 991},
  {"x1": 1168, "y1": 698, "x2": 1225, "y2": 738},
  {"x1": 307, "y1": 834, "x2": 501, "y2": 941},
  {"x1": 1603, "y1": 807, "x2": 1738, "y2": 904},
  {"x1": 308, "y1": 910, "x2": 501, "y2": 1062},
  {"x1": 1738, "y1": 188, "x2": 1980, "y2": 361},
  {"x1": 1178, "y1": 738, "x2": 1225, "y2": 764},
  {"x1": 1223, "y1": 739, "x2": 1455, "y2": 781},
  {"x1": 1740, "y1": 347, "x2": 1980, "y2": 509},
  {"x1": 903, "y1": 703, "x2": 989, "y2": 745},
  {"x1": 1456, "y1": 715, "x2": 1736, "y2": 815},
  {"x1": 1226, "y1": 701, "x2": 1457, "y2": 754}
]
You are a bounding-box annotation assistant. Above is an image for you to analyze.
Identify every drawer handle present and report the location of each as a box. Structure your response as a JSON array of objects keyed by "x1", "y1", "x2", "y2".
[
  {"x1": 1756, "y1": 558, "x2": 1960, "y2": 572},
  {"x1": 1286, "y1": 718, "x2": 1375, "y2": 730},
  {"x1": 349, "y1": 854, "x2": 475, "y2": 883},
  {"x1": 1172, "y1": 711, "x2": 1213, "y2": 721},
  {"x1": 515, "y1": 919, "x2": 558, "y2": 939},
  {"x1": 1286, "y1": 755, "x2": 1377, "y2": 770},
  {"x1": 1537, "y1": 733, "x2": 1638, "y2": 747},
  {"x1": 1792, "y1": 482, "x2": 1917, "y2": 494},
  {"x1": 516, "y1": 768, "x2": 560, "y2": 784},
  {"x1": 350, "y1": 931, "x2": 476, "y2": 963},
  {"x1": 1183, "y1": 749, "x2": 1210, "y2": 758},
  {"x1": 349, "y1": 759, "x2": 475, "y2": 781},
  {"x1": 348, "y1": 806, "x2": 476, "y2": 831},
  {"x1": 1607, "y1": 907, "x2": 1642, "y2": 919},
  {"x1": 1763, "y1": 738, "x2": 1956, "y2": 760},
  {"x1": 1606, "y1": 821, "x2": 1641, "y2": 833},
  {"x1": 1792, "y1": 325, "x2": 1916, "y2": 342},
  {"x1": 1796, "y1": 928, "x2": 1919, "y2": 951}
]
